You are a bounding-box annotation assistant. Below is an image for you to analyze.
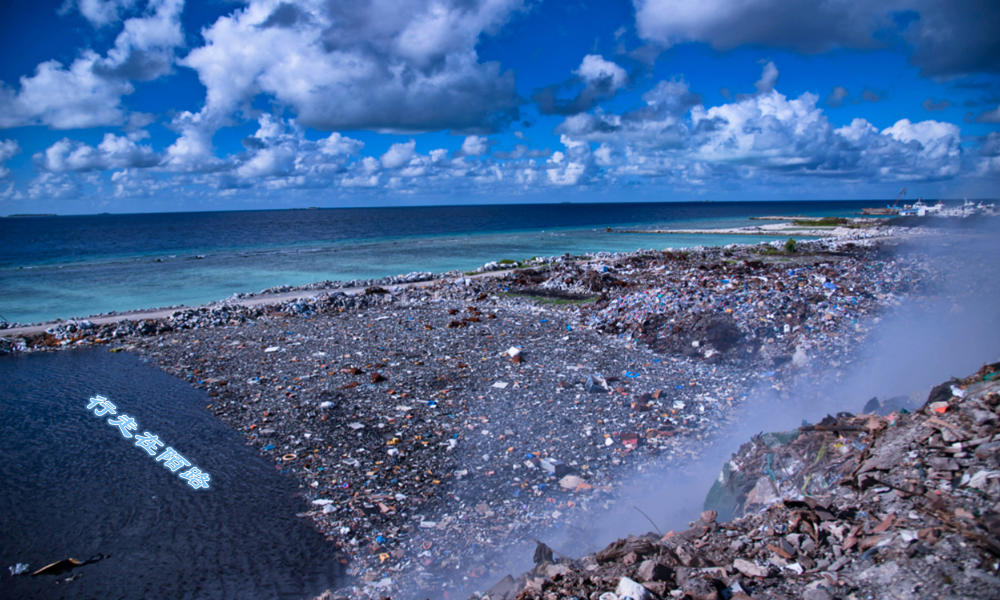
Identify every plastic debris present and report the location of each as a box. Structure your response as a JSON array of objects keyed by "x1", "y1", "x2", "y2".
[
  {"x1": 7, "y1": 233, "x2": 986, "y2": 600},
  {"x1": 490, "y1": 364, "x2": 1000, "y2": 600},
  {"x1": 31, "y1": 554, "x2": 106, "y2": 576}
]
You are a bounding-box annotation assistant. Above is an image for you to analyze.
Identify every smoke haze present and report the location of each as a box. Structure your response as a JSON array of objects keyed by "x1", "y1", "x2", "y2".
[{"x1": 453, "y1": 219, "x2": 1000, "y2": 598}]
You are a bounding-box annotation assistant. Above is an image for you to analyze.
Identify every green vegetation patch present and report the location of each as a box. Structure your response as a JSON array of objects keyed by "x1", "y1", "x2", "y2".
[
  {"x1": 754, "y1": 238, "x2": 799, "y2": 256},
  {"x1": 791, "y1": 217, "x2": 848, "y2": 227},
  {"x1": 497, "y1": 257, "x2": 548, "y2": 269}
]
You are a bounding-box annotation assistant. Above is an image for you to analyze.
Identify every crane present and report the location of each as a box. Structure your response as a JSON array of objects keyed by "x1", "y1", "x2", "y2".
[{"x1": 890, "y1": 187, "x2": 906, "y2": 209}]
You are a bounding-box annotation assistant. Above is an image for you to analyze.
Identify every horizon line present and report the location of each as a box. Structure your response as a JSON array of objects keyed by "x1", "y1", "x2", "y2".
[{"x1": 6, "y1": 197, "x2": 991, "y2": 218}]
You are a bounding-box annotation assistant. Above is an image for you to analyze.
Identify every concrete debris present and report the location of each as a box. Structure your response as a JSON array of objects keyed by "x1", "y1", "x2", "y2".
[{"x1": 486, "y1": 363, "x2": 1000, "y2": 600}]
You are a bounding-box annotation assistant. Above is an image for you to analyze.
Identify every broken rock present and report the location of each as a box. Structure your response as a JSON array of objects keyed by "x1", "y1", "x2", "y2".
[{"x1": 615, "y1": 576, "x2": 652, "y2": 600}]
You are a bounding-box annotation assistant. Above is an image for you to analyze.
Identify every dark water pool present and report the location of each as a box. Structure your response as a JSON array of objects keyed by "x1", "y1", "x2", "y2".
[{"x1": 0, "y1": 348, "x2": 344, "y2": 599}]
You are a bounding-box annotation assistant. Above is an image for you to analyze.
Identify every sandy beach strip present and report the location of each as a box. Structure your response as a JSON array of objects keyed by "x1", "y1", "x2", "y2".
[
  {"x1": 0, "y1": 222, "x2": 898, "y2": 339},
  {"x1": 0, "y1": 268, "x2": 518, "y2": 338},
  {"x1": 611, "y1": 216, "x2": 894, "y2": 239}
]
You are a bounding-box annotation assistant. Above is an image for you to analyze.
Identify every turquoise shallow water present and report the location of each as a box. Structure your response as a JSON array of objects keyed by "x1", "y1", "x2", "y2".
[{"x1": 0, "y1": 201, "x2": 872, "y2": 324}]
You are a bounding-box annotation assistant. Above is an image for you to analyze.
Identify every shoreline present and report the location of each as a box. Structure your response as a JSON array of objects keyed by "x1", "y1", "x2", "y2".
[
  {"x1": 0, "y1": 265, "x2": 544, "y2": 338},
  {"x1": 2, "y1": 222, "x2": 948, "y2": 599},
  {"x1": 0, "y1": 220, "x2": 903, "y2": 340},
  {"x1": 610, "y1": 214, "x2": 892, "y2": 239},
  {"x1": 6, "y1": 219, "x2": 991, "y2": 599}
]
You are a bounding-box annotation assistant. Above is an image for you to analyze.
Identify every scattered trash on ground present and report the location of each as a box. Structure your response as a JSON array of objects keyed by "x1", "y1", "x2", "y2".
[
  {"x1": 3, "y1": 226, "x2": 996, "y2": 599},
  {"x1": 482, "y1": 363, "x2": 1000, "y2": 599}
]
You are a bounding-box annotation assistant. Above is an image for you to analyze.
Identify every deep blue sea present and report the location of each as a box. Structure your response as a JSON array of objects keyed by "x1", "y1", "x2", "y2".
[{"x1": 0, "y1": 201, "x2": 877, "y2": 324}]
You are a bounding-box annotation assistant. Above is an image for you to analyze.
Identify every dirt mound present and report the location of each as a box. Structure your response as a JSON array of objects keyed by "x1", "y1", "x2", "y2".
[{"x1": 642, "y1": 311, "x2": 743, "y2": 359}]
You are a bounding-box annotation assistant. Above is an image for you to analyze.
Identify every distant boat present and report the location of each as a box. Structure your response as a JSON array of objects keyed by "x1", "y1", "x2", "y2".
[
  {"x1": 860, "y1": 207, "x2": 897, "y2": 215},
  {"x1": 861, "y1": 187, "x2": 907, "y2": 216}
]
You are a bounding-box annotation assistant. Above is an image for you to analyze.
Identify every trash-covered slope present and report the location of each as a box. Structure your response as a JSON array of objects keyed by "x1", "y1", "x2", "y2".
[{"x1": 485, "y1": 362, "x2": 1000, "y2": 600}]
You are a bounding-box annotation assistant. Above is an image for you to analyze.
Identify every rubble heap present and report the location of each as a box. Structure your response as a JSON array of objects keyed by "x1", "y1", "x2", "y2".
[
  {"x1": 489, "y1": 362, "x2": 1000, "y2": 600},
  {"x1": 9, "y1": 232, "x2": 996, "y2": 599}
]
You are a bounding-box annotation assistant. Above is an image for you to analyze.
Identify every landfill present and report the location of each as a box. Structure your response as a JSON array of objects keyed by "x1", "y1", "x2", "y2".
[
  {"x1": 1, "y1": 223, "x2": 996, "y2": 599},
  {"x1": 482, "y1": 362, "x2": 1000, "y2": 600}
]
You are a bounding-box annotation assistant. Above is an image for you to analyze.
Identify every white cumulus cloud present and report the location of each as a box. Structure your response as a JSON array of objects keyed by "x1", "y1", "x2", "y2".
[
  {"x1": 27, "y1": 172, "x2": 81, "y2": 200},
  {"x1": 555, "y1": 63, "x2": 966, "y2": 185},
  {"x1": 0, "y1": 54, "x2": 134, "y2": 129},
  {"x1": 0, "y1": 0, "x2": 185, "y2": 129},
  {"x1": 535, "y1": 54, "x2": 630, "y2": 115},
  {"x1": 164, "y1": 111, "x2": 226, "y2": 171},
  {"x1": 460, "y1": 135, "x2": 490, "y2": 156},
  {"x1": 319, "y1": 133, "x2": 365, "y2": 157},
  {"x1": 35, "y1": 134, "x2": 159, "y2": 172},
  {"x1": 381, "y1": 140, "x2": 417, "y2": 169},
  {"x1": 96, "y1": 0, "x2": 185, "y2": 81},
  {"x1": 575, "y1": 55, "x2": 628, "y2": 92},
  {"x1": 230, "y1": 115, "x2": 364, "y2": 181},
  {"x1": 181, "y1": 0, "x2": 521, "y2": 133},
  {"x1": 164, "y1": 0, "x2": 521, "y2": 174},
  {"x1": 880, "y1": 118, "x2": 962, "y2": 177}
]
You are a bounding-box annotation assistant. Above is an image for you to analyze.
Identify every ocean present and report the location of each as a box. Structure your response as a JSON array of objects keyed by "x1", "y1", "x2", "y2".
[{"x1": 0, "y1": 201, "x2": 875, "y2": 324}]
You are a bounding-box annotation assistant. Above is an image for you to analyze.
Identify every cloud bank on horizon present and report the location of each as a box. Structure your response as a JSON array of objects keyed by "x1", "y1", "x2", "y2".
[{"x1": 0, "y1": 0, "x2": 998, "y2": 212}]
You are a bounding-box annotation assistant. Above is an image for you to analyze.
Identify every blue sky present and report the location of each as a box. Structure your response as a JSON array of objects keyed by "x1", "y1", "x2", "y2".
[{"x1": 0, "y1": 0, "x2": 998, "y2": 214}]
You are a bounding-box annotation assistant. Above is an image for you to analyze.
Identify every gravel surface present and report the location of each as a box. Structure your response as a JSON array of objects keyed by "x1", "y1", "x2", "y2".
[{"x1": 6, "y1": 226, "x2": 989, "y2": 599}]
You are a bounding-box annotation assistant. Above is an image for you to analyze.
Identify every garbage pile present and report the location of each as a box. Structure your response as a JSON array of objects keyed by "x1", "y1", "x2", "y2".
[
  {"x1": 7, "y1": 233, "x2": 979, "y2": 600},
  {"x1": 580, "y1": 243, "x2": 929, "y2": 370},
  {"x1": 1, "y1": 237, "x2": 923, "y2": 364},
  {"x1": 483, "y1": 363, "x2": 1000, "y2": 600},
  {"x1": 130, "y1": 295, "x2": 757, "y2": 599}
]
